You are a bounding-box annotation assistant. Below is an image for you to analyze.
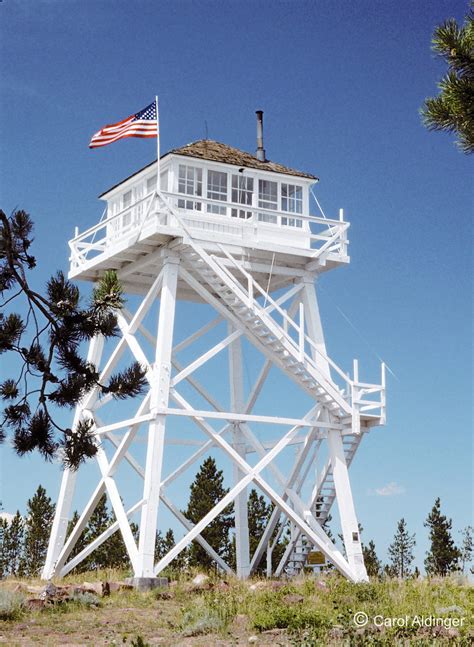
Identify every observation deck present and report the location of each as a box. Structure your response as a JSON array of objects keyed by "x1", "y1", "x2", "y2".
[{"x1": 69, "y1": 140, "x2": 350, "y2": 297}]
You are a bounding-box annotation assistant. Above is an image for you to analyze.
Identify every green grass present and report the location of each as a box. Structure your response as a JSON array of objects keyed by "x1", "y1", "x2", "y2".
[
  {"x1": 0, "y1": 570, "x2": 472, "y2": 645},
  {"x1": 177, "y1": 574, "x2": 473, "y2": 645}
]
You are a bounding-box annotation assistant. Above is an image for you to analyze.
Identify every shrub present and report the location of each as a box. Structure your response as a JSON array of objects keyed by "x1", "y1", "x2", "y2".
[{"x1": 0, "y1": 589, "x2": 26, "y2": 621}]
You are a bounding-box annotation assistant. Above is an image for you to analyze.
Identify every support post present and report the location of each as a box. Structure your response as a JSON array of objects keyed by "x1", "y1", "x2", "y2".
[
  {"x1": 301, "y1": 276, "x2": 331, "y2": 378},
  {"x1": 42, "y1": 335, "x2": 105, "y2": 580},
  {"x1": 327, "y1": 429, "x2": 368, "y2": 582},
  {"x1": 135, "y1": 255, "x2": 179, "y2": 582},
  {"x1": 228, "y1": 324, "x2": 250, "y2": 578}
]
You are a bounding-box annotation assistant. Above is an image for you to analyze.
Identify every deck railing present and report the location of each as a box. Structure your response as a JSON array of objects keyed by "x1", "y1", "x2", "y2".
[{"x1": 69, "y1": 191, "x2": 349, "y2": 271}]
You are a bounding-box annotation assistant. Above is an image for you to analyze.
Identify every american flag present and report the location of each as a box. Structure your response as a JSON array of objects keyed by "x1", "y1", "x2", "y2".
[{"x1": 89, "y1": 102, "x2": 158, "y2": 148}]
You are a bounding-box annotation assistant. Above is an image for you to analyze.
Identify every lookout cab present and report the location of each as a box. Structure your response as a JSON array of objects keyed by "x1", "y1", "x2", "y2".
[
  {"x1": 69, "y1": 117, "x2": 349, "y2": 293},
  {"x1": 45, "y1": 112, "x2": 386, "y2": 588}
]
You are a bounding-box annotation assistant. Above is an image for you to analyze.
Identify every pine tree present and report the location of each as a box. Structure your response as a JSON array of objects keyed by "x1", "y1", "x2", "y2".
[
  {"x1": 163, "y1": 528, "x2": 187, "y2": 571},
  {"x1": 243, "y1": 488, "x2": 287, "y2": 573},
  {"x1": 20, "y1": 485, "x2": 55, "y2": 576},
  {"x1": 362, "y1": 539, "x2": 382, "y2": 578},
  {"x1": 83, "y1": 494, "x2": 112, "y2": 570},
  {"x1": 66, "y1": 510, "x2": 89, "y2": 567},
  {"x1": 459, "y1": 526, "x2": 473, "y2": 574},
  {"x1": 0, "y1": 209, "x2": 147, "y2": 468},
  {"x1": 0, "y1": 516, "x2": 8, "y2": 579},
  {"x1": 183, "y1": 457, "x2": 234, "y2": 569},
  {"x1": 66, "y1": 497, "x2": 137, "y2": 572},
  {"x1": 421, "y1": 7, "x2": 474, "y2": 153},
  {"x1": 424, "y1": 498, "x2": 460, "y2": 576},
  {"x1": 387, "y1": 518, "x2": 416, "y2": 578},
  {"x1": 2, "y1": 511, "x2": 24, "y2": 576}
]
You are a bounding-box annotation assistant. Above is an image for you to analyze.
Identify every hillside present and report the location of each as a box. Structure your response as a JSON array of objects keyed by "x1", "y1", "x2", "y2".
[{"x1": 0, "y1": 570, "x2": 472, "y2": 645}]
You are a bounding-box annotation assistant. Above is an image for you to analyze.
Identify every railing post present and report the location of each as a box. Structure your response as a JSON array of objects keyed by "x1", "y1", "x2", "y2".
[
  {"x1": 351, "y1": 359, "x2": 360, "y2": 435},
  {"x1": 299, "y1": 303, "x2": 305, "y2": 362},
  {"x1": 248, "y1": 277, "x2": 253, "y2": 309},
  {"x1": 339, "y1": 208, "x2": 344, "y2": 222},
  {"x1": 381, "y1": 362, "x2": 386, "y2": 425}
]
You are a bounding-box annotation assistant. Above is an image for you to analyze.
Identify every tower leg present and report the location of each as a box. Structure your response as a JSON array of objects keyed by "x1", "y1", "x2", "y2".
[
  {"x1": 42, "y1": 335, "x2": 104, "y2": 580},
  {"x1": 136, "y1": 256, "x2": 179, "y2": 581},
  {"x1": 327, "y1": 429, "x2": 368, "y2": 582},
  {"x1": 229, "y1": 327, "x2": 250, "y2": 578},
  {"x1": 301, "y1": 277, "x2": 330, "y2": 378}
]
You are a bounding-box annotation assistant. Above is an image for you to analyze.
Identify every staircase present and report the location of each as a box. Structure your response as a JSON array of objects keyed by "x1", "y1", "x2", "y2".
[
  {"x1": 182, "y1": 241, "x2": 353, "y2": 418},
  {"x1": 168, "y1": 206, "x2": 384, "y2": 577},
  {"x1": 281, "y1": 432, "x2": 364, "y2": 575}
]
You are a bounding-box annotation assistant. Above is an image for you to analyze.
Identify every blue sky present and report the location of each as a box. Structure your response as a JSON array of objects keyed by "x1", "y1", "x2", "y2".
[{"x1": 0, "y1": 0, "x2": 472, "y2": 573}]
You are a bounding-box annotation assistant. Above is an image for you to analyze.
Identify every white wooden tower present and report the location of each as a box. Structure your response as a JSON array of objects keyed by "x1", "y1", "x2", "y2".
[{"x1": 43, "y1": 112, "x2": 386, "y2": 586}]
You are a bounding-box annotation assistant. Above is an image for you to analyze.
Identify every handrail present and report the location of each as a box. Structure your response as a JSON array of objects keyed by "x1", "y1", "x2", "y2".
[
  {"x1": 216, "y1": 243, "x2": 352, "y2": 389},
  {"x1": 163, "y1": 190, "x2": 345, "y2": 226}
]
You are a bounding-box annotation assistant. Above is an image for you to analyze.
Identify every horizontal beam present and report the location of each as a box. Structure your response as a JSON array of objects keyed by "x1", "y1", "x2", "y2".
[{"x1": 161, "y1": 404, "x2": 341, "y2": 429}]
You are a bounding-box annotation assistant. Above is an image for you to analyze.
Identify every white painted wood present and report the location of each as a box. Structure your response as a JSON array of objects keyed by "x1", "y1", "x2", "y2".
[
  {"x1": 42, "y1": 335, "x2": 104, "y2": 579},
  {"x1": 137, "y1": 256, "x2": 179, "y2": 577},
  {"x1": 229, "y1": 325, "x2": 250, "y2": 578},
  {"x1": 327, "y1": 428, "x2": 368, "y2": 582}
]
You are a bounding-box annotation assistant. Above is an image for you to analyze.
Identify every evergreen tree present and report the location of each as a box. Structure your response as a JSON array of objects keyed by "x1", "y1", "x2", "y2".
[
  {"x1": 244, "y1": 488, "x2": 287, "y2": 573},
  {"x1": 163, "y1": 528, "x2": 187, "y2": 571},
  {"x1": 66, "y1": 497, "x2": 137, "y2": 572},
  {"x1": 20, "y1": 485, "x2": 55, "y2": 576},
  {"x1": 362, "y1": 539, "x2": 382, "y2": 578},
  {"x1": 247, "y1": 488, "x2": 272, "y2": 569},
  {"x1": 183, "y1": 457, "x2": 234, "y2": 569},
  {"x1": 421, "y1": 7, "x2": 474, "y2": 153},
  {"x1": 83, "y1": 494, "x2": 112, "y2": 570},
  {"x1": 0, "y1": 209, "x2": 147, "y2": 468},
  {"x1": 66, "y1": 510, "x2": 89, "y2": 566},
  {"x1": 424, "y1": 498, "x2": 460, "y2": 575},
  {"x1": 154, "y1": 530, "x2": 166, "y2": 562},
  {"x1": 0, "y1": 516, "x2": 8, "y2": 579},
  {"x1": 387, "y1": 518, "x2": 416, "y2": 578},
  {"x1": 459, "y1": 526, "x2": 473, "y2": 574},
  {"x1": 2, "y1": 511, "x2": 24, "y2": 576}
]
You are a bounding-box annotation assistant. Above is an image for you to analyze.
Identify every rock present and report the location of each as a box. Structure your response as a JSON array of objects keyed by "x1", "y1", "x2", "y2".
[
  {"x1": 155, "y1": 590, "x2": 173, "y2": 600},
  {"x1": 26, "y1": 585, "x2": 44, "y2": 594},
  {"x1": 328, "y1": 626, "x2": 344, "y2": 640},
  {"x1": 249, "y1": 581, "x2": 266, "y2": 591},
  {"x1": 27, "y1": 598, "x2": 46, "y2": 610},
  {"x1": 248, "y1": 636, "x2": 258, "y2": 644},
  {"x1": 437, "y1": 605, "x2": 465, "y2": 615},
  {"x1": 283, "y1": 593, "x2": 304, "y2": 604},
  {"x1": 232, "y1": 613, "x2": 250, "y2": 635},
  {"x1": 191, "y1": 573, "x2": 210, "y2": 588},
  {"x1": 270, "y1": 581, "x2": 286, "y2": 591},
  {"x1": 81, "y1": 581, "x2": 110, "y2": 597},
  {"x1": 316, "y1": 580, "x2": 328, "y2": 590},
  {"x1": 108, "y1": 581, "x2": 133, "y2": 593},
  {"x1": 41, "y1": 582, "x2": 58, "y2": 599}
]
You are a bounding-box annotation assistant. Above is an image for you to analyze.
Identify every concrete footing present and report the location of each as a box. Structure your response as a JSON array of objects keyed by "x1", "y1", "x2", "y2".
[{"x1": 125, "y1": 576, "x2": 168, "y2": 591}]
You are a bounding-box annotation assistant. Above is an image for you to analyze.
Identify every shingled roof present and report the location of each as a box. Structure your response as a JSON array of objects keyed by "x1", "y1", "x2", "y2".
[
  {"x1": 100, "y1": 139, "x2": 318, "y2": 197},
  {"x1": 168, "y1": 140, "x2": 318, "y2": 180}
]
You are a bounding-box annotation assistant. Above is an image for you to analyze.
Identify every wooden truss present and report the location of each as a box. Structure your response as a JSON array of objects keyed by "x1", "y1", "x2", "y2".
[{"x1": 43, "y1": 200, "x2": 385, "y2": 585}]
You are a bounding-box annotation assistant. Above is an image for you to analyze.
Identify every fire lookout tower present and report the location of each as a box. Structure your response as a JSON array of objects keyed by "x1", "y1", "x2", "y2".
[{"x1": 43, "y1": 112, "x2": 386, "y2": 586}]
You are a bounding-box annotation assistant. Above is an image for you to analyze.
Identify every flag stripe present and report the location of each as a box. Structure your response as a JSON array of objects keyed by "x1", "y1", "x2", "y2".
[{"x1": 89, "y1": 102, "x2": 158, "y2": 149}]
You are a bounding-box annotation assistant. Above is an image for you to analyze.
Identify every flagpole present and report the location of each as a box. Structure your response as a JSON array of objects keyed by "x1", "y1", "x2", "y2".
[{"x1": 155, "y1": 95, "x2": 160, "y2": 195}]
